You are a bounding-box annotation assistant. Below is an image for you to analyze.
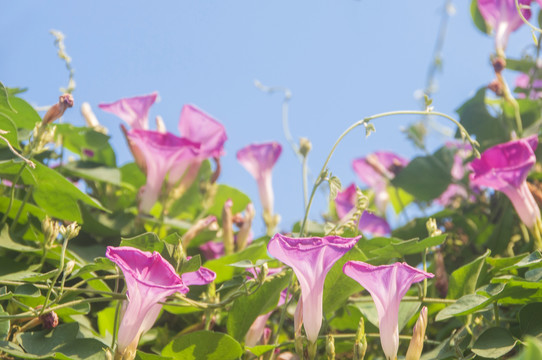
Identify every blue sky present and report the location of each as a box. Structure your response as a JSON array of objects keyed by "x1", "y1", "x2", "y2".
[{"x1": 1, "y1": 1, "x2": 536, "y2": 234}]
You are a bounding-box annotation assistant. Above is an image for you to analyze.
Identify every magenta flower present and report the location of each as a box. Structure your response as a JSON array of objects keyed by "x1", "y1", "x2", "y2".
[
  {"x1": 176, "y1": 105, "x2": 228, "y2": 190},
  {"x1": 267, "y1": 234, "x2": 360, "y2": 343},
  {"x1": 99, "y1": 92, "x2": 158, "y2": 130},
  {"x1": 352, "y1": 152, "x2": 408, "y2": 214},
  {"x1": 125, "y1": 129, "x2": 199, "y2": 212},
  {"x1": 181, "y1": 256, "x2": 217, "y2": 286},
  {"x1": 105, "y1": 246, "x2": 189, "y2": 359},
  {"x1": 515, "y1": 73, "x2": 542, "y2": 99},
  {"x1": 437, "y1": 142, "x2": 473, "y2": 206},
  {"x1": 469, "y1": 135, "x2": 540, "y2": 228},
  {"x1": 335, "y1": 184, "x2": 391, "y2": 236},
  {"x1": 343, "y1": 261, "x2": 434, "y2": 360},
  {"x1": 477, "y1": 0, "x2": 531, "y2": 54},
  {"x1": 237, "y1": 142, "x2": 282, "y2": 216}
]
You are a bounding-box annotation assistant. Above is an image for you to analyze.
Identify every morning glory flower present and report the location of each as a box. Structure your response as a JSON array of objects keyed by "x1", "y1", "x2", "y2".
[
  {"x1": 125, "y1": 129, "x2": 199, "y2": 212},
  {"x1": 177, "y1": 104, "x2": 228, "y2": 190},
  {"x1": 477, "y1": 0, "x2": 531, "y2": 54},
  {"x1": 343, "y1": 261, "x2": 434, "y2": 360},
  {"x1": 99, "y1": 92, "x2": 158, "y2": 130},
  {"x1": 267, "y1": 234, "x2": 360, "y2": 343},
  {"x1": 352, "y1": 152, "x2": 408, "y2": 214},
  {"x1": 106, "y1": 246, "x2": 189, "y2": 360},
  {"x1": 237, "y1": 142, "x2": 282, "y2": 218},
  {"x1": 515, "y1": 73, "x2": 542, "y2": 99},
  {"x1": 335, "y1": 184, "x2": 391, "y2": 236},
  {"x1": 469, "y1": 135, "x2": 540, "y2": 229}
]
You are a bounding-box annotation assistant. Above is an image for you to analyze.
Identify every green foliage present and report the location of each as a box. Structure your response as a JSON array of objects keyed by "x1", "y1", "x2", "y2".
[{"x1": 161, "y1": 331, "x2": 243, "y2": 360}]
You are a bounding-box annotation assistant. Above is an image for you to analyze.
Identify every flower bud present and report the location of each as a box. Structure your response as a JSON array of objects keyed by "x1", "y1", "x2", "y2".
[
  {"x1": 182, "y1": 216, "x2": 217, "y2": 250},
  {"x1": 39, "y1": 310, "x2": 59, "y2": 329},
  {"x1": 42, "y1": 93, "x2": 74, "y2": 125},
  {"x1": 326, "y1": 334, "x2": 335, "y2": 360},
  {"x1": 236, "y1": 203, "x2": 255, "y2": 251},
  {"x1": 307, "y1": 341, "x2": 317, "y2": 360},
  {"x1": 299, "y1": 137, "x2": 312, "y2": 157},
  {"x1": 405, "y1": 306, "x2": 428, "y2": 360},
  {"x1": 488, "y1": 79, "x2": 504, "y2": 97},
  {"x1": 426, "y1": 218, "x2": 441, "y2": 237},
  {"x1": 492, "y1": 57, "x2": 506, "y2": 74},
  {"x1": 294, "y1": 336, "x2": 304, "y2": 359},
  {"x1": 81, "y1": 102, "x2": 108, "y2": 134},
  {"x1": 222, "y1": 199, "x2": 234, "y2": 255},
  {"x1": 42, "y1": 216, "x2": 60, "y2": 249},
  {"x1": 353, "y1": 317, "x2": 367, "y2": 360},
  {"x1": 64, "y1": 260, "x2": 75, "y2": 277},
  {"x1": 60, "y1": 222, "x2": 80, "y2": 241},
  {"x1": 155, "y1": 115, "x2": 167, "y2": 133}
]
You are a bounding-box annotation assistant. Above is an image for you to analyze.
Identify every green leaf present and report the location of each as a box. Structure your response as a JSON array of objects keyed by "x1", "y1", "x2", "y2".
[
  {"x1": 14, "y1": 284, "x2": 40, "y2": 298},
  {"x1": 328, "y1": 175, "x2": 341, "y2": 201},
  {"x1": 513, "y1": 337, "x2": 542, "y2": 359},
  {"x1": 227, "y1": 272, "x2": 289, "y2": 341},
  {"x1": 136, "y1": 351, "x2": 172, "y2": 360},
  {"x1": 323, "y1": 244, "x2": 367, "y2": 316},
  {"x1": 0, "y1": 305, "x2": 9, "y2": 340},
  {"x1": 455, "y1": 87, "x2": 510, "y2": 150},
  {"x1": 16, "y1": 322, "x2": 108, "y2": 359},
  {"x1": 180, "y1": 255, "x2": 201, "y2": 274},
  {"x1": 387, "y1": 186, "x2": 414, "y2": 214},
  {"x1": 120, "y1": 232, "x2": 163, "y2": 253},
  {"x1": 207, "y1": 184, "x2": 251, "y2": 220},
  {"x1": 447, "y1": 249, "x2": 490, "y2": 299},
  {"x1": 204, "y1": 241, "x2": 269, "y2": 283},
  {"x1": 355, "y1": 300, "x2": 421, "y2": 333},
  {"x1": 503, "y1": 251, "x2": 542, "y2": 270},
  {"x1": 0, "y1": 225, "x2": 40, "y2": 252},
  {"x1": 0, "y1": 97, "x2": 42, "y2": 129},
  {"x1": 162, "y1": 331, "x2": 243, "y2": 360},
  {"x1": 520, "y1": 303, "x2": 542, "y2": 338},
  {"x1": 436, "y1": 294, "x2": 488, "y2": 321},
  {"x1": 472, "y1": 327, "x2": 517, "y2": 358},
  {"x1": 61, "y1": 161, "x2": 125, "y2": 188},
  {"x1": 0, "y1": 196, "x2": 47, "y2": 223},
  {"x1": 470, "y1": 0, "x2": 489, "y2": 34},
  {"x1": 246, "y1": 345, "x2": 276, "y2": 356},
  {"x1": 507, "y1": 58, "x2": 537, "y2": 73},
  {"x1": 97, "y1": 306, "x2": 116, "y2": 338},
  {"x1": 368, "y1": 234, "x2": 446, "y2": 260},
  {"x1": 391, "y1": 146, "x2": 454, "y2": 201},
  {"x1": 0, "y1": 81, "x2": 14, "y2": 111},
  {"x1": 55, "y1": 124, "x2": 116, "y2": 167},
  {"x1": 0, "y1": 114, "x2": 19, "y2": 149}
]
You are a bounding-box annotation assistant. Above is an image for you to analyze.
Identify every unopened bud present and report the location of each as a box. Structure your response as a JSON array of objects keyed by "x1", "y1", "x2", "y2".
[
  {"x1": 299, "y1": 137, "x2": 312, "y2": 157},
  {"x1": 222, "y1": 199, "x2": 234, "y2": 255},
  {"x1": 104, "y1": 348, "x2": 113, "y2": 360},
  {"x1": 257, "y1": 263, "x2": 269, "y2": 283},
  {"x1": 492, "y1": 57, "x2": 506, "y2": 74},
  {"x1": 42, "y1": 93, "x2": 74, "y2": 125},
  {"x1": 39, "y1": 310, "x2": 59, "y2": 329},
  {"x1": 81, "y1": 102, "x2": 99, "y2": 128},
  {"x1": 155, "y1": 115, "x2": 167, "y2": 133},
  {"x1": 236, "y1": 203, "x2": 255, "y2": 251},
  {"x1": 426, "y1": 218, "x2": 442, "y2": 237},
  {"x1": 405, "y1": 306, "x2": 428, "y2": 360},
  {"x1": 307, "y1": 341, "x2": 317, "y2": 360},
  {"x1": 488, "y1": 79, "x2": 504, "y2": 97},
  {"x1": 353, "y1": 317, "x2": 367, "y2": 360},
  {"x1": 42, "y1": 216, "x2": 60, "y2": 248},
  {"x1": 182, "y1": 215, "x2": 217, "y2": 250},
  {"x1": 64, "y1": 260, "x2": 75, "y2": 277},
  {"x1": 60, "y1": 222, "x2": 80, "y2": 240},
  {"x1": 326, "y1": 334, "x2": 335, "y2": 360}
]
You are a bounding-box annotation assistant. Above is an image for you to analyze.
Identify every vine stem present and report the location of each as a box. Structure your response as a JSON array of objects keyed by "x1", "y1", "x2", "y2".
[
  {"x1": 349, "y1": 295, "x2": 456, "y2": 304},
  {"x1": 299, "y1": 110, "x2": 478, "y2": 236},
  {"x1": 39, "y1": 234, "x2": 70, "y2": 316},
  {"x1": 0, "y1": 163, "x2": 27, "y2": 229},
  {"x1": 515, "y1": 0, "x2": 542, "y2": 34}
]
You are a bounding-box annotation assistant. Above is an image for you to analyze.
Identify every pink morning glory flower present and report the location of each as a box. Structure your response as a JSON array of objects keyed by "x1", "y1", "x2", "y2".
[
  {"x1": 267, "y1": 234, "x2": 360, "y2": 343},
  {"x1": 125, "y1": 129, "x2": 200, "y2": 212},
  {"x1": 335, "y1": 184, "x2": 391, "y2": 236},
  {"x1": 352, "y1": 152, "x2": 408, "y2": 214},
  {"x1": 477, "y1": 0, "x2": 531, "y2": 54},
  {"x1": 437, "y1": 142, "x2": 473, "y2": 206},
  {"x1": 99, "y1": 92, "x2": 158, "y2": 130},
  {"x1": 176, "y1": 104, "x2": 228, "y2": 190},
  {"x1": 105, "y1": 247, "x2": 192, "y2": 359},
  {"x1": 469, "y1": 135, "x2": 540, "y2": 229},
  {"x1": 237, "y1": 142, "x2": 282, "y2": 217},
  {"x1": 343, "y1": 261, "x2": 434, "y2": 360},
  {"x1": 515, "y1": 73, "x2": 542, "y2": 99}
]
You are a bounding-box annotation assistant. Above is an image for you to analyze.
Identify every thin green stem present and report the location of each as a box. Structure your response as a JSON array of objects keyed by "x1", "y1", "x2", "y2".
[
  {"x1": 299, "y1": 110, "x2": 478, "y2": 236},
  {"x1": 493, "y1": 303, "x2": 500, "y2": 326},
  {"x1": 349, "y1": 295, "x2": 456, "y2": 304},
  {"x1": 112, "y1": 271, "x2": 122, "y2": 351},
  {"x1": 0, "y1": 163, "x2": 27, "y2": 229},
  {"x1": 39, "y1": 235, "x2": 70, "y2": 316},
  {"x1": 269, "y1": 271, "x2": 294, "y2": 360},
  {"x1": 515, "y1": 0, "x2": 542, "y2": 34},
  {"x1": 302, "y1": 154, "x2": 309, "y2": 210}
]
